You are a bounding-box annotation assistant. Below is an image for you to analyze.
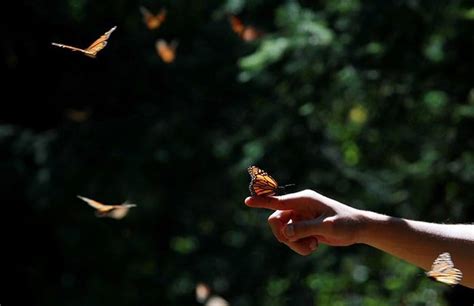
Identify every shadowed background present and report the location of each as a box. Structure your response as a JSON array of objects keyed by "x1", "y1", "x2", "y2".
[{"x1": 3, "y1": 0, "x2": 474, "y2": 305}]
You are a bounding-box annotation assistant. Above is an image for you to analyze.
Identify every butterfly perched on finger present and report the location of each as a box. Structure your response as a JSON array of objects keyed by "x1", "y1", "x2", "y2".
[
  {"x1": 139, "y1": 6, "x2": 167, "y2": 30},
  {"x1": 77, "y1": 195, "x2": 137, "y2": 220},
  {"x1": 155, "y1": 39, "x2": 178, "y2": 63},
  {"x1": 51, "y1": 26, "x2": 117, "y2": 58},
  {"x1": 247, "y1": 165, "x2": 294, "y2": 196},
  {"x1": 425, "y1": 252, "x2": 463, "y2": 286},
  {"x1": 229, "y1": 15, "x2": 264, "y2": 42}
]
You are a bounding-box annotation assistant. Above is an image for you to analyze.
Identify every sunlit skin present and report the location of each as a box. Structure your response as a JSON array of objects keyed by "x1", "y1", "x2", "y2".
[{"x1": 245, "y1": 189, "x2": 474, "y2": 288}]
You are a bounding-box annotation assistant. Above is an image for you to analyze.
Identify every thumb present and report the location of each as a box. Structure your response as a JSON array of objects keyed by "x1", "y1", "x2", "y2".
[{"x1": 283, "y1": 217, "x2": 328, "y2": 241}]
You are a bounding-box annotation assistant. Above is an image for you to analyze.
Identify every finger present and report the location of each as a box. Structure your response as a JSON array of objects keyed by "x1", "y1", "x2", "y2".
[
  {"x1": 283, "y1": 237, "x2": 319, "y2": 256},
  {"x1": 245, "y1": 190, "x2": 325, "y2": 211},
  {"x1": 245, "y1": 196, "x2": 283, "y2": 211},
  {"x1": 267, "y1": 210, "x2": 293, "y2": 243},
  {"x1": 267, "y1": 211, "x2": 319, "y2": 255},
  {"x1": 283, "y1": 217, "x2": 328, "y2": 242}
]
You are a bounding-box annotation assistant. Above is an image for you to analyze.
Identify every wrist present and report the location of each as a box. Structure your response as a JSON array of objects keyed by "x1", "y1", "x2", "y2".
[{"x1": 355, "y1": 209, "x2": 388, "y2": 245}]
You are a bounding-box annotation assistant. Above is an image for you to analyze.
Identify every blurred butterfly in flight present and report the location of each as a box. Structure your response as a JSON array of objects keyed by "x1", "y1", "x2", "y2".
[
  {"x1": 77, "y1": 195, "x2": 137, "y2": 220},
  {"x1": 139, "y1": 6, "x2": 167, "y2": 30},
  {"x1": 248, "y1": 166, "x2": 294, "y2": 196},
  {"x1": 51, "y1": 26, "x2": 117, "y2": 58},
  {"x1": 229, "y1": 15, "x2": 264, "y2": 42},
  {"x1": 155, "y1": 39, "x2": 178, "y2": 63},
  {"x1": 425, "y1": 252, "x2": 463, "y2": 286}
]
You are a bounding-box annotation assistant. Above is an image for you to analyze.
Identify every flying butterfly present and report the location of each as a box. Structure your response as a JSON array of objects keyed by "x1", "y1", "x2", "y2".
[
  {"x1": 155, "y1": 39, "x2": 178, "y2": 63},
  {"x1": 139, "y1": 6, "x2": 167, "y2": 30},
  {"x1": 77, "y1": 195, "x2": 137, "y2": 220},
  {"x1": 425, "y1": 252, "x2": 463, "y2": 286},
  {"x1": 229, "y1": 15, "x2": 264, "y2": 42},
  {"x1": 248, "y1": 165, "x2": 294, "y2": 197},
  {"x1": 65, "y1": 108, "x2": 91, "y2": 123},
  {"x1": 51, "y1": 26, "x2": 117, "y2": 58}
]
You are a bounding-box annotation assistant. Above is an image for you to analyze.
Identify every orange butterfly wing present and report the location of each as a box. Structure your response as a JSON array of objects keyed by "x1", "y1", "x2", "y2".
[
  {"x1": 51, "y1": 26, "x2": 116, "y2": 58},
  {"x1": 229, "y1": 15, "x2": 245, "y2": 36},
  {"x1": 140, "y1": 6, "x2": 167, "y2": 30},
  {"x1": 241, "y1": 26, "x2": 263, "y2": 42},
  {"x1": 229, "y1": 15, "x2": 263, "y2": 42},
  {"x1": 248, "y1": 166, "x2": 279, "y2": 196},
  {"x1": 155, "y1": 39, "x2": 178, "y2": 63},
  {"x1": 84, "y1": 26, "x2": 117, "y2": 57},
  {"x1": 77, "y1": 195, "x2": 137, "y2": 220},
  {"x1": 77, "y1": 195, "x2": 110, "y2": 211},
  {"x1": 425, "y1": 252, "x2": 463, "y2": 285},
  {"x1": 104, "y1": 206, "x2": 129, "y2": 220}
]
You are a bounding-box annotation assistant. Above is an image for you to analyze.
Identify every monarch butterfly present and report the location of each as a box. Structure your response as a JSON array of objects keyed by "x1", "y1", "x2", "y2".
[
  {"x1": 155, "y1": 39, "x2": 178, "y2": 63},
  {"x1": 65, "y1": 108, "x2": 91, "y2": 122},
  {"x1": 229, "y1": 15, "x2": 264, "y2": 42},
  {"x1": 248, "y1": 166, "x2": 293, "y2": 196},
  {"x1": 425, "y1": 252, "x2": 463, "y2": 285},
  {"x1": 51, "y1": 26, "x2": 117, "y2": 58},
  {"x1": 77, "y1": 195, "x2": 137, "y2": 220},
  {"x1": 139, "y1": 6, "x2": 167, "y2": 30}
]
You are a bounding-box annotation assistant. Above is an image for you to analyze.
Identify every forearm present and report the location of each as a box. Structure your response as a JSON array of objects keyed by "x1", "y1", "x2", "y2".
[{"x1": 357, "y1": 210, "x2": 474, "y2": 288}]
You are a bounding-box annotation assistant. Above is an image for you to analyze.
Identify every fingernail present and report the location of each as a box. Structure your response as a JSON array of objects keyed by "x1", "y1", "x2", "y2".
[
  {"x1": 309, "y1": 239, "x2": 318, "y2": 251},
  {"x1": 284, "y1": 224, "x2": 294, "y2": 237}
]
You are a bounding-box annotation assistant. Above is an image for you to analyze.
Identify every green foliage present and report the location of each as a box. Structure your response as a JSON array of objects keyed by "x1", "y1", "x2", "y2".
[{"x1": 2, "y1": 0, "x2": 473, "y2": 305}]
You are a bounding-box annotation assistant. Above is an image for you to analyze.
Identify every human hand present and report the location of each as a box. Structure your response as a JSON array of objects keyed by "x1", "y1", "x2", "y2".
[{"x1": 245, "y1": 190, "x2": 365, "y2": 255}]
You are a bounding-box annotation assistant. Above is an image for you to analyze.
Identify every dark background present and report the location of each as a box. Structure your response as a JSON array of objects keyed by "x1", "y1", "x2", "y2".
[{"x1": 3, "y1": 0, "x2": 474, "y2": 305}]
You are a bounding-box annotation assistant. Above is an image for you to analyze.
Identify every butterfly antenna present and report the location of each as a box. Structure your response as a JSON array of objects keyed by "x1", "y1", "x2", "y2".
[{"x1": 277, "y1": 184, "x2": 296, "y2": 195}]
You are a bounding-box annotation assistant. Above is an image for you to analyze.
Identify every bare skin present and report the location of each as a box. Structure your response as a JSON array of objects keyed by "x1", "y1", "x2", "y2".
[{"x1": 245, "y1": 189, "x2": 474, "y2": 288}]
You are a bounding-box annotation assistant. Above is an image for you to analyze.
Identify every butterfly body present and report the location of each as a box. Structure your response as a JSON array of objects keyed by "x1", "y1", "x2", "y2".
[
  {"x1": 77, "y1": 195, "x2": 136, "y2": 220},
  {"x1": 139, "y1": 6, "x2": 167, "y2": 30},
  {"x1": 425, "y1": 252, "x2": 463, "y2": 285},
  {"x1": 51, "y1": 26, "x2": 117, "y2": 58}
]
